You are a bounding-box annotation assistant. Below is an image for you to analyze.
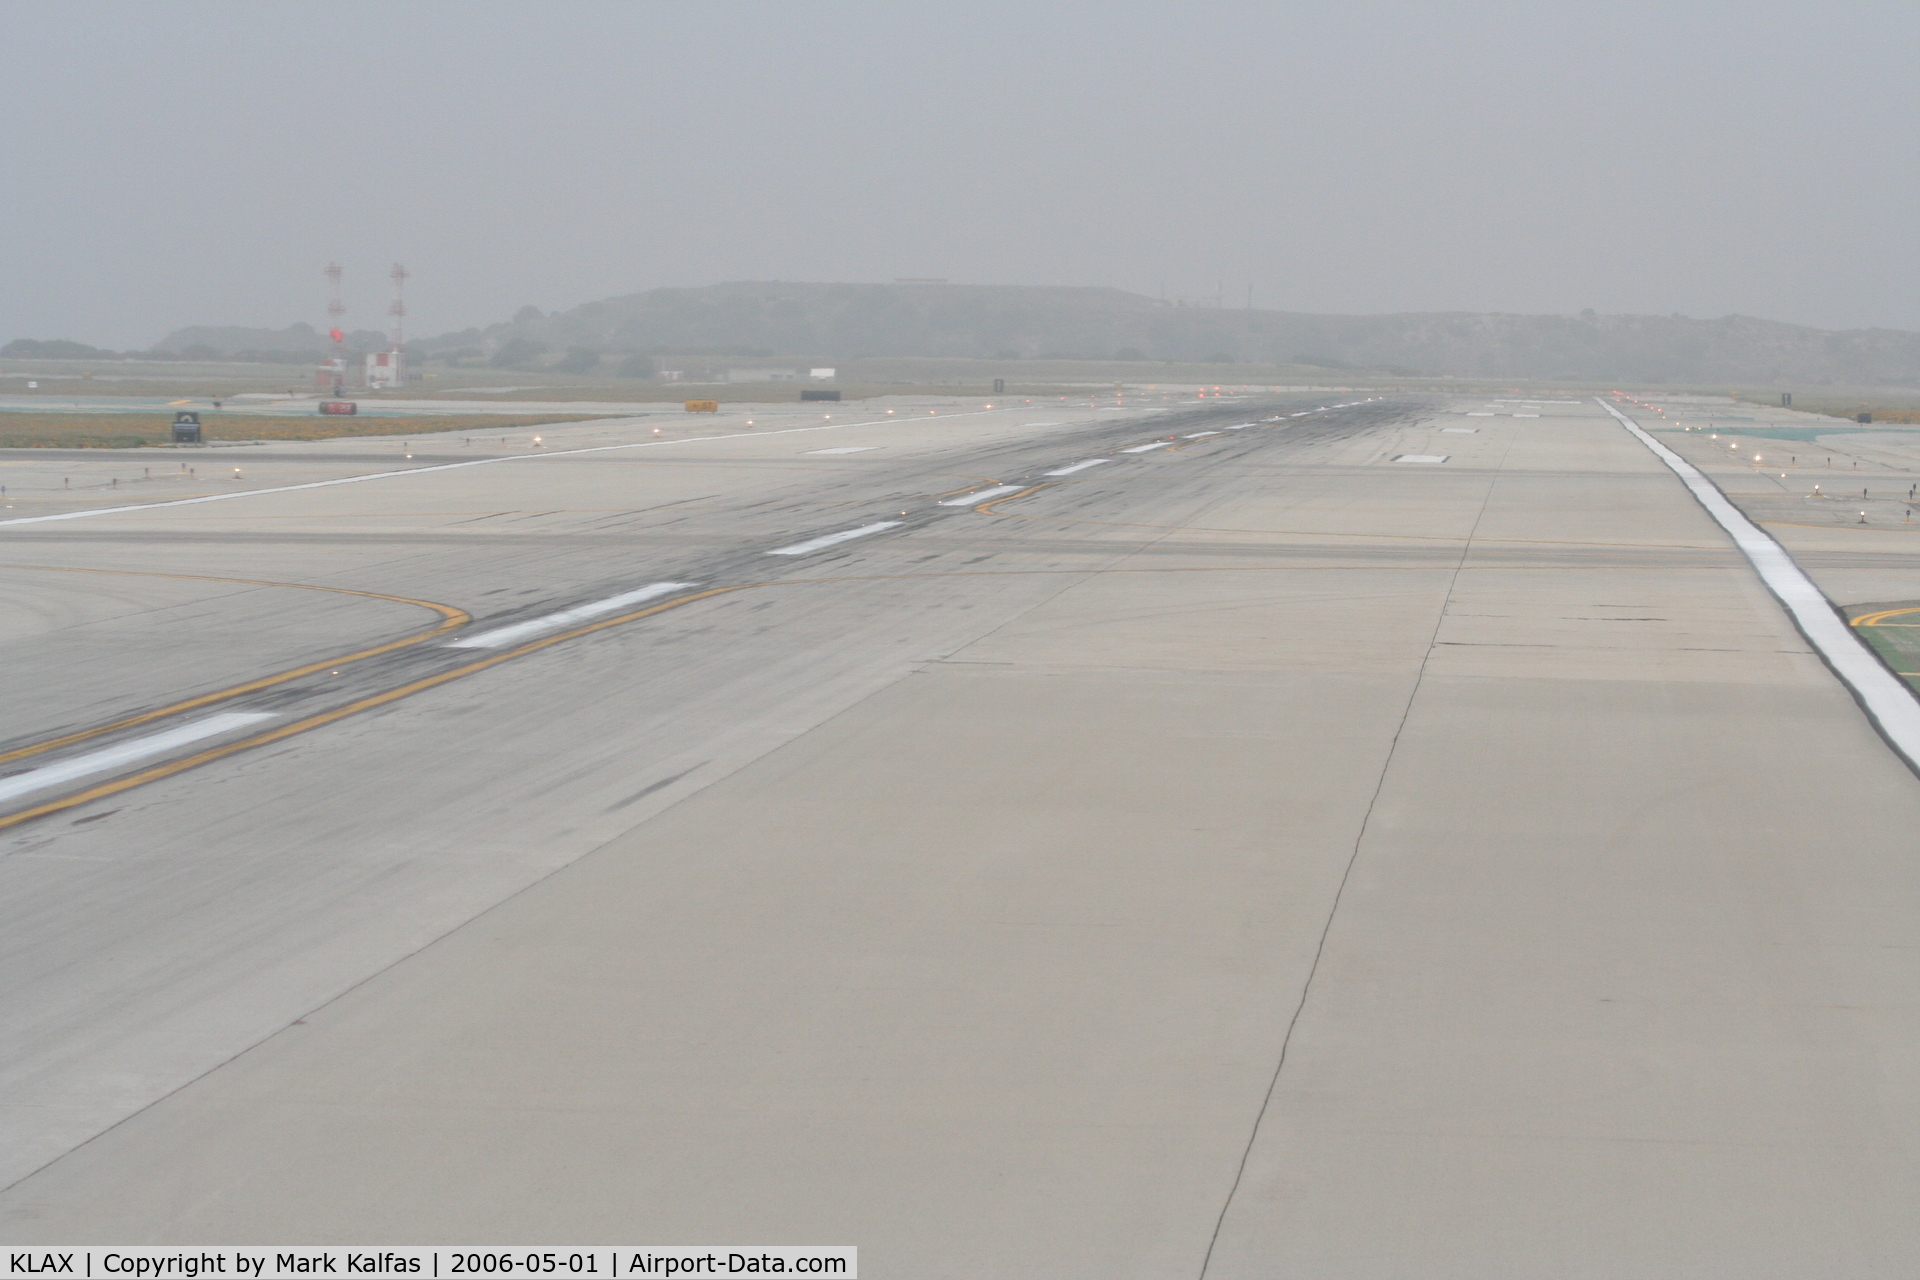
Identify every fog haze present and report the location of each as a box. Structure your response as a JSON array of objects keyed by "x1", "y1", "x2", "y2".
[{"x1": 8, "y1": 0, "x2": 1918, "y2": 348}]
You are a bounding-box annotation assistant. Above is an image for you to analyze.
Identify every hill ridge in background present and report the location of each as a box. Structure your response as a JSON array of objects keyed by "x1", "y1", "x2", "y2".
[
  {"x1": 89, "y1": 283, "x2": 1920, "y2": 385},
  {"x1": 420, "y1": 282, "x2": 1920, "y2": 385},
  {"x1": 155, "y1": 321, "x2": 391, "y2": 358}
]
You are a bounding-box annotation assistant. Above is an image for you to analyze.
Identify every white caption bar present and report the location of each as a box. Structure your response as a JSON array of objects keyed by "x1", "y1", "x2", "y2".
[
  {"x1": 766, "y1": 522, "x2": 901, "y2": 556},
  {"x1": 448, "y1": 583, "x2": 700, "y2": 649},
  {"x1": 1596, "y1": 397, "x2": 1920, "y2": 772},
  {"x1": 0, "y1": 712, "x2": 277, "y2": 806},
  {"x1": 0, "y1": 1248, "x2": 856, "y2": 1279}
]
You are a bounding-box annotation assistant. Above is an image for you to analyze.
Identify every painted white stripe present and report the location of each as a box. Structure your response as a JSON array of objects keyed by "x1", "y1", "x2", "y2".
[
  {"x1": 447, "y1": 582, "x2": 699, "y2": 649},
  {"x1": 1185, "y1": 431, "x2": 1223, "y2": 438},
  {"x1": 1512, "y1": 413, "x2": 1541, "y2": 417},
  {"x1": 803, "y1": 446, "x2": 877, "y2": 455},
  {"x1": 1466, "y1": 412, "x2": 1495, "y2": 416},
  {"x1": 939, "y1": 485, "x2": 1024, "y2": 506},
  {"x1": 1024, "y1": 422, "x2": 1063, "y2": 426},
  {"x1": 1395, "y1": 454, "x2": 1449, "y2": 463},
  {"x1": 1597, "y1": 397, "x2": 1920, "y2": 771},
  {"x1": 0, "y1": 712, "x2": 277, "y2": 806},
  {"x1": 766, "y1": 522, "x2": 902, "y2": 555},
  {"x1": 1121, "y1": 441, "x2": 1174, "y2": 453},
  {"x1": 1442, "y1": 428, "x2": 1478, "y2": 433},
  {"x1": 0, "y1": 408, "x2": 1006, "y2": 529},
  {"x1": 1044, "y1": 459, "x2": 1111, "y2": 476}
]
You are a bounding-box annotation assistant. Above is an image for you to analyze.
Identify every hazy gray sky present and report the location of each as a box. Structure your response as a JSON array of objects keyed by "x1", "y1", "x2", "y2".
[{"x1": 8, "y1": 0, "x2": 1918, "y2": 347}]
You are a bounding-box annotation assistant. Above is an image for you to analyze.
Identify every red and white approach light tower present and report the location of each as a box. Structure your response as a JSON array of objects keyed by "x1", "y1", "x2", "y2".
[
  {"x1": 367, "y1": 263, "x2": 408, "y2": 388},
  {"x1": 317, "y1": 262, "x2": 348, "y2": 393}
]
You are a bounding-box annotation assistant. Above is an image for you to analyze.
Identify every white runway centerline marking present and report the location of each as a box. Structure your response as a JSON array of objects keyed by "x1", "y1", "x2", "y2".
[
  {"x1": 1044, "y1": 459, "x2": 1111, "y2": 476},
  {"x1": 0, "y1": 712, "x2": 278, "y2": 806},
  {"x1": 448, "y1": 582, "x2": 700, "y2": 649},
  {"x1": 1512, "y1": 413, "x2": 1541, "y2": 417},
  {"x1": 939, "y1": 485, "x2": 1025, "y2": 506},
  {"x1": 1121, "y1": 441, "x2": 1174, "y2": 453},
  {"x1": 1184, "y1": 431, "x2": 1223, "y2": 438},
  {"x1": 1466, "y1": 412, "x2": 1495, "y2": 416},
  {"x1": 766, "y1": 522, "x2": 903, "y2": 556},
  {"x1": 1394, "y1": 454, "x2": 1449, "y2": 463},
  {"x1": 803, "y1": 447, "x2": 878, "y2": 455}
]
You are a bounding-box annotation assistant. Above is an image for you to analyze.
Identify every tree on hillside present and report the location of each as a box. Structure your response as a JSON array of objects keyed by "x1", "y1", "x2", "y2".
[
  {"x1": 2, "y1": 338, "x2": 114, "y2": 359},
  {"x1": 489, "y1": 337, "x2": 549, "y2": 368}
]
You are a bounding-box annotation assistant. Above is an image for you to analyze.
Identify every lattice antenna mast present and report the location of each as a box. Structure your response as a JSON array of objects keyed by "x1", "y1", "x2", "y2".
[
  {"x1": 320, "y1": 262, "x2": 348, "y2": 394},
  {"x1": 388, "y1": 262, "x2": 410, "y2": 350},
  {"x1": 325, "y1": 262, "x2": 346, "y2": 347}
]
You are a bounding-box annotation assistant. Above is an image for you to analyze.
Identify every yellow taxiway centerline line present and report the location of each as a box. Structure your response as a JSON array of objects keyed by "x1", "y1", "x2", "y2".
[
  {"x1": 973, "y1": 483, "x2": 1055, "y2": 514},
  {"x1": 0, "y1": 565, "x2": 469, "y2": 767},
  {"x1": 1851, "y1": 605, "x2": 1920, "y2": 628},
  {"x1": 0, "y1": 549, "x2": 1778, "y2": 831},
  {"x1": 929, "y1": 479, "x2": 1006, "y2": 498},
  {"x1": 0, "y1": 585, "x2": 743, "y2": 833}
]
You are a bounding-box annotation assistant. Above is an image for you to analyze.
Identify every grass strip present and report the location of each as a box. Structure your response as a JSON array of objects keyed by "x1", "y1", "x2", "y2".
[{"x1": 0, "y1": 413, "x2": 612, "y2": 448}]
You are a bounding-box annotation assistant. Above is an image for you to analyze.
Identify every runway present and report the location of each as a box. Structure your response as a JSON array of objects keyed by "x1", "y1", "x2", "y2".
[{"x1": 2, "y1": 391, "x2": 1917, "y2": 1276}]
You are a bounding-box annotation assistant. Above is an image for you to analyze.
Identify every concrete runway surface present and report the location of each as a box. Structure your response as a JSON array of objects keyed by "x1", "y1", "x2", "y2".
[{"x1": 2, "y1": 392, "x2": 1917, "y2": 1276}]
